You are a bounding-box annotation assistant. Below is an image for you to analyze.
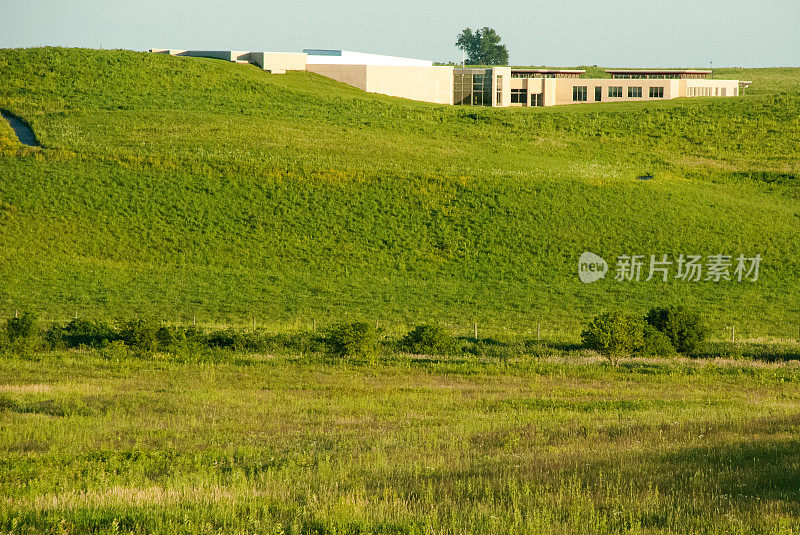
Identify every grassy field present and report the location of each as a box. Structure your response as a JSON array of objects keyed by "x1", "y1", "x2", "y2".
[
  {"x1": 0, "y1": 48, "x2": 799, "y2": 340},
  {"x1": 1, "y1": 350, "x2": 799, "y2": 533}
]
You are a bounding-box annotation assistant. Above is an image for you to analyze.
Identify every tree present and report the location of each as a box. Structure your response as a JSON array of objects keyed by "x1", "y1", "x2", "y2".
[
  {"x1": 581, "y1": 312, "x2": 645, "y2": 366},
  {"x1": 455, "y1": 27, "x2": 509, "y2": 66}
]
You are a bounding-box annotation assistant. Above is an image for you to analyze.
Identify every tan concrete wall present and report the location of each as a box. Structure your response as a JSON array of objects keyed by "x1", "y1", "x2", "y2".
[
  {"x1": 509, "y1": 77, "x2": 546, "y2": 106},
  {"x1": 552, "y1": 78, "x2": 685, "y2": 105},
  {"x1": 306, "y1": 64, "x2": 369, "y2": 91},
  {"x1": 250, "y1": 52, "x2": 308, "y2": 73},
  {"x1": 542, "y1": 79, "x2": 558, "y2": 107},
  {"x1": 363, "y1": 66, "x2": 454, "y2": 105},
  {"x1": 491, "y1": 67, "x2": 511, "y2": 107},
  {"x1": 683, "y1": 79, "x2": 740, "y2": 97}
]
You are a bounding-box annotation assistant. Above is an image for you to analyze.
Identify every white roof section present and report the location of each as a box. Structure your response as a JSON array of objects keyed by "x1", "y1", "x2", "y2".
[{"x1": 303, "y1": 49, "x2": 433, "y2": 67}]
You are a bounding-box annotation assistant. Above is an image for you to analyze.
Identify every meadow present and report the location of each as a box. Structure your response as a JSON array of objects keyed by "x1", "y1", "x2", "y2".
[
  {"x1": 2, "y1": 349, "x2": 800, "y2": 534},
  {"x1": 0, "y1": 48, "x2": 798, "y2": 339}
]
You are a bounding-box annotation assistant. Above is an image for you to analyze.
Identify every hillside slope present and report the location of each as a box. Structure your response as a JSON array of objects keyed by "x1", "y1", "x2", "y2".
[{"x1": 0, "y1": 48, "x2": 798, "y2": 338}]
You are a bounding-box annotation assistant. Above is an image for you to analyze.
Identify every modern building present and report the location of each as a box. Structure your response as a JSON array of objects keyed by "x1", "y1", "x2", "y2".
[{"x1": 149, "y1": 49, "x2": 750, "y2": 107}]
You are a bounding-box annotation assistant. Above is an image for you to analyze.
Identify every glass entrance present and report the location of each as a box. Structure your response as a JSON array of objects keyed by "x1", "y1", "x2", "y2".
[{"x1": 595, "y1": 86, "x2": 602, "y2": 102}]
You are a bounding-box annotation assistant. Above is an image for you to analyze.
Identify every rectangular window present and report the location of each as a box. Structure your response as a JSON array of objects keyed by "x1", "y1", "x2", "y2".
[
  {"x1": 496, "y1": 75, "x2": 503, "y2": 105},
  {"x1": 510, "y1": 89, "x2": 526, "y2": 104},
  {"x1": 531, "y1": 93, "x2": 542, "y2": 107},
  {"x1": 573, "y1": 86, "x2": 587, "y2": 102},
  {"x1": 595, "y1": 86, "x2": 602, "y2": 101},
  {"x1": 628, "y1": 86, "x2": 642, "y2": 98},
  {"x1": 453, "y1": 72, "x2": 472, "y2": 105},
  {"x1": 608, "y1": 86, "x2": 622, "y2": 98},
  {"x1": 649, "y1": 86, "x2": 664, "y2": 98}
]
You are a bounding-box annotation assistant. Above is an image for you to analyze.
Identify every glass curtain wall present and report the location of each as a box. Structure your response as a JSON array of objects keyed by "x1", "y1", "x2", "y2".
[{"x1": 453, "y1": 69, "x2": 493, "y2": 106}]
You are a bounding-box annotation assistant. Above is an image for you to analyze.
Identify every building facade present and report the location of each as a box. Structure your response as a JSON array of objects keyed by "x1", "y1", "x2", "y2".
[
  {"x1": 455, "y1": 67, "x2": 745, "y2": 107},
  {"x1": 150, "y1": 49, "x2": 749, "y2": 107}
]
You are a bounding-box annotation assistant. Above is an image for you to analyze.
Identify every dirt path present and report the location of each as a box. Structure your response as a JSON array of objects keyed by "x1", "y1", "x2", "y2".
[{"x1": 1, "y1": 110, "x2": 39, "y2": 147}]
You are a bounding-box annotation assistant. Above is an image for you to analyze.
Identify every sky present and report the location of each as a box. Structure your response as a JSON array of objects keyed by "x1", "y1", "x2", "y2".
[{"x1": 1, "y1": 0, "x2": 799, "y2": 67}]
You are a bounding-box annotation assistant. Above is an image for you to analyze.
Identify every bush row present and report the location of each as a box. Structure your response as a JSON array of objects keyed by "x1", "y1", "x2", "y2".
[
  {"x1": 1, "y1": 307, "x2": 707, "y2": 361},
  {"x1": 1, "y1": 315, "x2": 530, "y2": 359}
]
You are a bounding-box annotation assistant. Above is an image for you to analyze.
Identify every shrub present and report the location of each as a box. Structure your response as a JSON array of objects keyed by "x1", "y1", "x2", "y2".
[
  {"x1": 645, "y1": 306, "x2": 708, "y2": 354},
  {"x1": 5, "y1": 312, "x2": 40, "y2": 354},
  {"x1": 119, "y1": 319, "x2": 159, "y2": 351},
  {"x1": 400, "y1": 324, "x2": 457, "y2": 355},
  {"x1": 639, "y1": 324, "x2": 675, "y2": 357},
  {"x1": 206, "y1": 329, "x2": 267, "y2": 352},
  {"x1": 7, "y1": 312, "x2": 37, "y2": 342},
  {"x1": 47, "y1": 318, "x2": 119, "y2": 349},
  {"x1": 581, "y1": 312, "x2": 644, "y2": 365},
  {"x1": 155, "y1": 326, "x2": 177, "y2": 348},
  {"x1": 325, "y1": 322, "x2": 378, "y2": 359}
]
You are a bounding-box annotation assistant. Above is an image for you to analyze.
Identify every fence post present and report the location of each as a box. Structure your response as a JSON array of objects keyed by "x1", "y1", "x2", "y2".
[
  {"x1": 537, "y1": 321, "x2": 541, "y2": 342},
  {"x1": 313, "y1": 318, "x2": 316, "y2": 334},
  {"x1": 473, "y1": 321, "x2": 478, "y2": 340}
]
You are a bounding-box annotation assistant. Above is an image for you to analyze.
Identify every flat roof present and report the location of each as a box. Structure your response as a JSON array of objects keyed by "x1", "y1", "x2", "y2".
[
  {"x1": 511, "y1": 69, "x2": 586, "y2": 74},
  {"x1": 605, "y1": 69, "x2": 712, "y2": 74},
  {"x1": 303, "y1": 49, "x2": 433, "y2": 67}
]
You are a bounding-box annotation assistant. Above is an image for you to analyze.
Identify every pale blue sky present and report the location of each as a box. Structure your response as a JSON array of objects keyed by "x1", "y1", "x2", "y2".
[{"x1": 2, "y1": 0, "x2": 798, "y2": 67}]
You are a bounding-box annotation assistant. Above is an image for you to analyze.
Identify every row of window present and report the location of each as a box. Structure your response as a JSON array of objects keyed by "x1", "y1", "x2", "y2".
[
  {"x1": 510, "y1": 72, "x2": 580, "y2": 79},
  {"x1": 687, "y1": 86, "x2": 734, "y2": 97},
  {"x1": 572, "y1": 85, "x2": 665, "y2": 101},
  {"x1": 510, "y1": 89, "x2": 543, "y2": 106},
  {"x1": 611, "y1": 73, "x2": 707, "y2": 80},
  {"x1": 612, "y1": 74, "x2": 680, "y2": 79}
]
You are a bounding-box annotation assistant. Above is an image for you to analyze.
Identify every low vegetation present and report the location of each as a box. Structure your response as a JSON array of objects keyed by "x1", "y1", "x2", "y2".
[{"x1": 2, "y1": 348, "x2": 800, "y2": 533}]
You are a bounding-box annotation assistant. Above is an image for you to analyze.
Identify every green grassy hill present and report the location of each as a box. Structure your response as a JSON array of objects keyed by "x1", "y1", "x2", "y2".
[{"x1": 0, "y1": 47, "x2": 798, "y2": 338}]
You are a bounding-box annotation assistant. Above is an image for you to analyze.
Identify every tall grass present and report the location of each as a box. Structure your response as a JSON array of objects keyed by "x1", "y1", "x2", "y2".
[{"x1": 1, "y1": 352, "x2": 800, "y2": 533}]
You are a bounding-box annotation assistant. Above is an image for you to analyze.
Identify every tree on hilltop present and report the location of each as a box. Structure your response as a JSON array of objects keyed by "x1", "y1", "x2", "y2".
[{"x1": 455, "y1": 27, "x2": 509, "y2": 66}]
